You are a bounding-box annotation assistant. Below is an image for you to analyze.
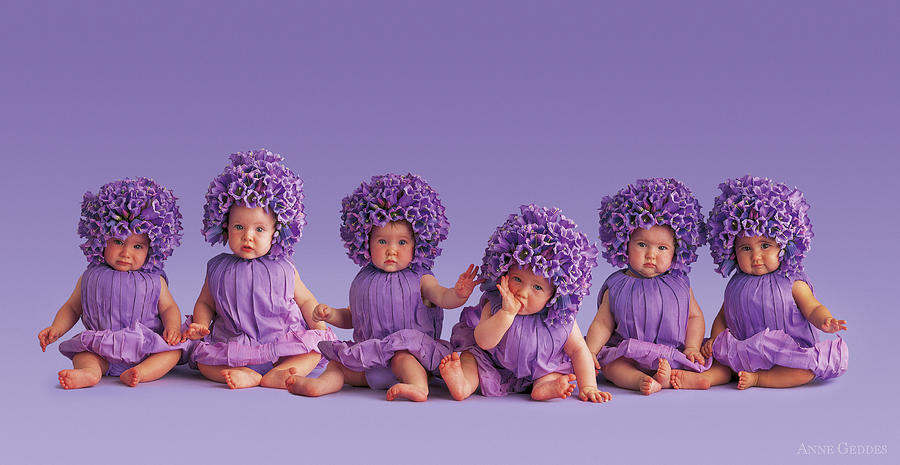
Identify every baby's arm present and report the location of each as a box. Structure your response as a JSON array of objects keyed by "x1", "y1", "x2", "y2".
[
  {"x1": 292, "y1": 267, "x2": 327, "y2": 331},
  {"x1": 793, "y1": 281, "x2": 847, "y2": 333},
  {"x1": 683, "y1": 288, "x2": 706, "y2": 364},
  {"x1": 701, "y1": 305, "x2": 727, "y2": 359},
  {"x1": 473, "y1": 276, "x2": 519, "y2": 350},
  {"x1": 584, "y1": 290, "x2": 615, "y2": 369},
  {"x1": 157, "y1": 277, "x2": 183, "y2": 345},
  {"x1": 565, "y1": 322, "x2": 612, "y2": 403},
  {"x1": 38, "y1": 276, "x2": 84, "y2": 351},
  {"x1": 312, "y1": 303, "x2": 353, "y2": 329},
  {"x1": 184, "y1": 278, "x2": 215, "y2": 340},
  {"x1": 420, "y1": 264, "x2": 484, "y2": 309}
]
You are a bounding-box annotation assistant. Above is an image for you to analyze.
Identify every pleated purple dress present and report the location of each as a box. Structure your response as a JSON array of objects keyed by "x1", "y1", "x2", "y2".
[
  {"x1": 711, "y1": 271, "x2": 848, "y2": 380},
  {"x1": 596, "y1": 270, "x2": 711, "y2": 372},
  {"x1": 317, "y1": 264, "x2": 453, "y2": 389},
  {"x1": 450, "y1": 288, "x2": 574, "y2": 396},
  {"x1": 59, "y1": 264, "x2": 187, "y2": 376},
  {"x1": 191, "y1": 253, "x2": 336, "y2": 371}
]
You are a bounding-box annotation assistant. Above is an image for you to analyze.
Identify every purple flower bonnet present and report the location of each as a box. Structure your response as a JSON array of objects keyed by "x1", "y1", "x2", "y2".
[
  {"x1": 202, "y1": 149, "x2": 306, "y2": 260},
  {"x1": 598, "y1": 178, "x2": 705, "y2": 274},
  {"x1": 78, "y1": 177, "x2": 183, "y2": 273},
  {"x1": 706, "y1": 175, "x2": 813, "y2": 278},
  {"x1": 481, "y1": 204, "x2": 598, "y2": 326},
  {"x1": 340, "y1": 173, "x2": 449, "y2": 269}
]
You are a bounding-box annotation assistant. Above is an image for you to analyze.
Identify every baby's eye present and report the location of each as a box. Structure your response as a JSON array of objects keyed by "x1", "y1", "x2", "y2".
[
  {"x1": 234, "y1": 225, "x2": 244, "y2": 231},
  {"x1": 761, "y1": 243, "x2": 771, "y2": 249},
  {"x1": 113, "y1": 239, "x2": 124, "y2": 245},
  {"x1": 133, "y1": 244, "x2": 144, "y2": 250},
  {"x1": 378, "y1": 239, "x2": 387, "y2": 245},
  {"x1": 512, "y1": 276, "x2": 522, "y2": 283},
  {"x1": 256, "y1": 227, "x2": 265, "y2": 233},
  {"x1": 637, "y1": 242, "x2": 647, "y2": 248},
  {"x1": 399, "y1": 240, "x2": 408, "y2": 246},
  {"x1": 658, "y1": 245, "x2": 668, "y2": 251},
  {"x1": 533, "y1": 284, "x2": 543, "y2": 292}
]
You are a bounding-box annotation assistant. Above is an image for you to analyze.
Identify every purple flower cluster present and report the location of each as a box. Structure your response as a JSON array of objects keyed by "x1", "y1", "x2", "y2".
[
  {"x1": 340, "y1": 173, "x2": 449, "y2": 269},
  {"x1": 706, "y1": 175, "x2": 813, "y2": 278},
  {"x1": 481, "y1": 204, "x2": 598, "y2": 326},
  {"x1": 202, "y1": 149, "x2": 306, "y2": 260},
  {"x1": 78, "y1": 177, "x2": 183, "y2": 273},
  {"x1": 598, "y1": 178, "x2": 705, "y2": 274}
]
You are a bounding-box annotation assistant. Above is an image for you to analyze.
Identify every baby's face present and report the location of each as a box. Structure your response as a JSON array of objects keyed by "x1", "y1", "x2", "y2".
[
  {"x1": 369, "y1": 221, "x2": 414, "y2": 272},
  {"x1": 734, "y1": 234, "x2": 781, "y2": 275},
  {"x1": 506, "y1": 265, "x2": 555, "y2": 315},
  {"x1": 104, "y1": 233, "x2": 150, "y2": 271},
  {"x1": 227, "y1": 205, "x2": 276, "y2": 259},
  {"x1": 627, "y1": 225, "x2": 675, "y2": 278}
]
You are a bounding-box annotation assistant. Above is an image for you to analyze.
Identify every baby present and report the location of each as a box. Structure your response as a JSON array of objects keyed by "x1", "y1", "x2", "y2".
[
  {"x1": 586, "y1": 178, "x2": 711, "y2": 395},
  {"x1": 38, "y1": 177, "x2": 186, "y2": 388},
  {"x1": 184, "y1": 150, "x2": 336, "y2": 389},
  {"x1": 440, "y1": 204, "x2": 612, "y2": 403},
  {"x1": 287, "y1": 173, "x2": 479, "y2": 401},
  {"x1": 672, "y1": 175, "x2": 848, "y2": 389}
]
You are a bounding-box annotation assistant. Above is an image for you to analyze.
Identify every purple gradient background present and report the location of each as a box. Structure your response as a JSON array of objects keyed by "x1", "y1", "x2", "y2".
[{"x1": 2, "y1": 1, "x2": 897, "y2": 463}]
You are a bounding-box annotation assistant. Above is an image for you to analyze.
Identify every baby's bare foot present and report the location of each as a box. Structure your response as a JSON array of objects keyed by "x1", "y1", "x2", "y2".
[
  {"x1": 532, "y1": 374, "x2": 576, "y2": 401},
  {"x1": 386, "y1": 383, "x2": 428, "y2": 402},
  {"x1": 221, "y1": 368, "x2": 262, "y2": 389},
  {"x1": 119, "y1": 367, "x2": 142, "y2": 387},
  {"x1": 285, "y1": 374, "x2": 323, "y2": 396},
  {"x1": 58, "y1": 369, "x2": 100, "y2": 390},
  {"x1": 439, "y1": 352, "x2": 475, "y2": 401},
  {"x1": 653, "y1": 358, "x2": 671, "y2": 389},
  {"x1": 737, "y1": 371, "x2": 758, "y2": 390},
  {"x1": 639, "y1": 375, "x2": 662, "y2": 395},
  {"x1": 670, "y1": 369, "x2": 711, "y2": 390}
]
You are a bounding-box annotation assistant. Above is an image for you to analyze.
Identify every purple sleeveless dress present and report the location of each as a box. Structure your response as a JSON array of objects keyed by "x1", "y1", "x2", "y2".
[
  {"x1": 317, "y1": 264, "x2": 453, "y2": 389},
  {"x1": 711, "y1": 271, "x2": 848, "y2": 380},
  {"x1": 450, "y1": 288, "x2": 574, "y2": 396},
  {"x1": 191, "y1": 253, "x2": 336, "y2": 371},
  {"x1": 59, "y1": 264, "x2": 188, "y2": 376},
  {"x1": 596, "y1": 270, "x2": 711, "y2": 372}
]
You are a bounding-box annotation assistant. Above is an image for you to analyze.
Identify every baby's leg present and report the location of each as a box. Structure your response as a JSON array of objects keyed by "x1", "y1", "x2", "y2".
[
  {"x1": 671, "y1": 362, "x2": 732, "y2": 390},
  {"x1": 601, "y1": 357, "x2": 661, "y2": 395},
  {"x1": 198, "y1": 363, "x2": 262, "y2": 389},
  {"x1": 386, "y1": 350, "x2": 429, "y2": 402},
  {"x1": 120, "y1": 350, "x2": 182, "y2": 387},
  {"x1": 59, "y1": 352, "x2": 109, "y2": 389},
  {"x1": 260, "y1": 352, "x2": 321, "y2": 389},
  {"x1": 738, "y1": 366, "x2": 815, "y2": 390},
  {"x1": 286, "y1": 360, "x2": 364, "y2": 397},
  {"x1": 531, "y1": 372, "x2": 576, "y2": 401},
  {"x1": 439, "y1": 351, "x2": 480, "y2": 401}
]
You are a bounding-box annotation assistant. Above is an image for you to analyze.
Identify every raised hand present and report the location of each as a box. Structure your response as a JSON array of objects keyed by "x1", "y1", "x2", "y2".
[
  {"x1": 181, "y1": 322, "x2": 210, "y2": 341},
  {"x1": 313, "y1": 303, "x2": 332, "y2": 324},
  {"x1": 38, "y1": 326, "x2": 63, "y2": 352},
  {"x1": 163, "y1": 326, "x2": 183, "y2": 345},
  {"x1": 820, "y1": 317, "x2": 848, "y2": 333},
  {"x1": 496, "y1": 275, "x2": 524, "y2": 316},
  {"x1": 683, "y1": 347, "x2": 705, "y2": 365},
  {"x1": 454, "y1": 264, "x2": 485, "y2": 299}
]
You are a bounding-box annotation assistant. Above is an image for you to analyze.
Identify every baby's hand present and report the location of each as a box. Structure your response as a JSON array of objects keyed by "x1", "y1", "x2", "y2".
[
  {"x1": 593, "y1": 357, "x2": 601, "y2": 375},
  {"x1": 38, "y1": 326, "x2": 63, "y2": 352},
  {"x1": 181, "y1": 323, "x2": 210, "y2": 341},
  {"x1": 313, "y1": 304, "x2": 332, "y2": 324},
  {"x1": 496, "y1": 275, "x2": 523, "y2": 316},
  {"x1": 454, "y1": 264, "x2": 485, "y2": 299},
  {"x1": 820, "y1": 317, "x2": 848, "y2": 333},
  {"x1": 700, "y1": 338, "x2": 715, "y2": 359},
  {"x1": 579, "y1": 386, "x2": 612, "y2": 403},
  {"x1": 163, "y1": 326, "x2": 182, "y2": 346},
  {"x1": 683, "y1": 348, "x2": 705, "y2": 366}
]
